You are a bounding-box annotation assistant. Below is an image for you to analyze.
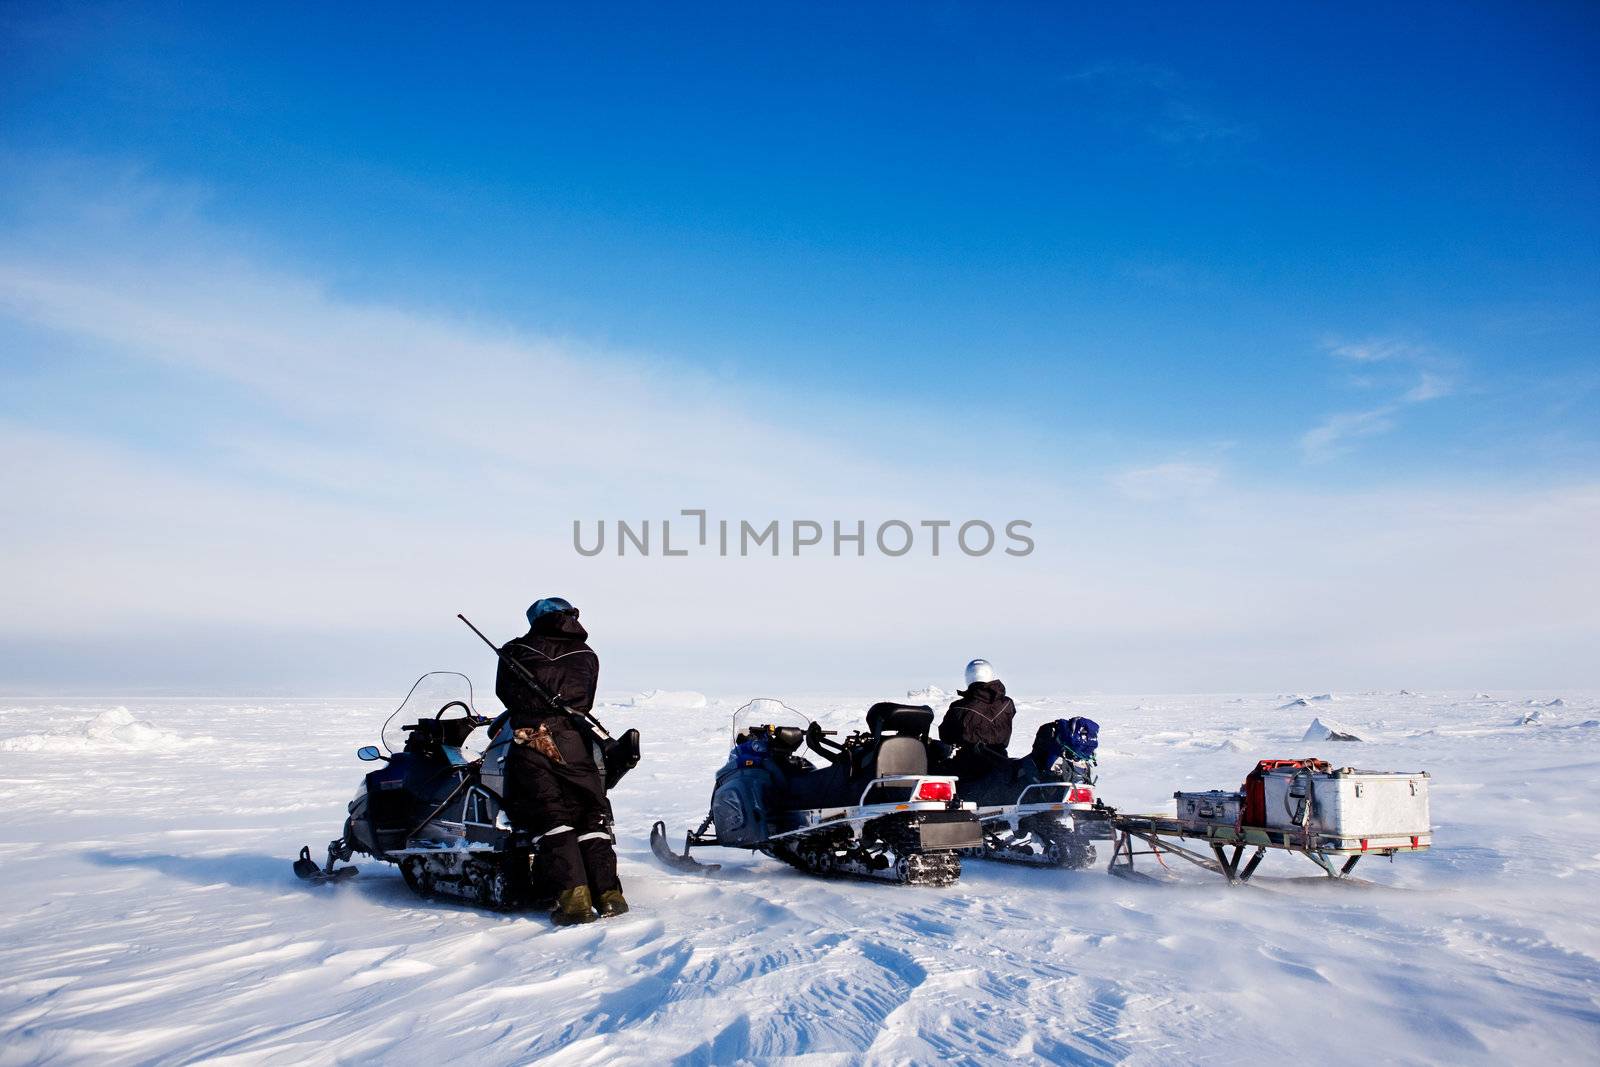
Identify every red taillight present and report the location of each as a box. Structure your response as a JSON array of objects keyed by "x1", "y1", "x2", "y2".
[
  {"x1": 1068, "y1": 787, "x2": 1093, "y2": 804},
  {"x1": 915, "y1": 780, "x2": 954, "y2": 802}
]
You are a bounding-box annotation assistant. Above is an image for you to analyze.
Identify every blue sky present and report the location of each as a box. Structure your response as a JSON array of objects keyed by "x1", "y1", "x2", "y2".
[{"x1": 1, "y1": 4, "x2": 1597, "y2": 693}]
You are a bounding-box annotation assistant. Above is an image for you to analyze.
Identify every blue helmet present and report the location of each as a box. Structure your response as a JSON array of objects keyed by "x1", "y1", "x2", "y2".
[{"x1": 527, "y1": 597, "x2": 577, "y2": 626}]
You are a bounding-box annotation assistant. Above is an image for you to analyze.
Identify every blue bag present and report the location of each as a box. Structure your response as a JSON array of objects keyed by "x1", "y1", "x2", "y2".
[{"x1": 1062, "y1": 716, "x2": 1099, "y2": 761}]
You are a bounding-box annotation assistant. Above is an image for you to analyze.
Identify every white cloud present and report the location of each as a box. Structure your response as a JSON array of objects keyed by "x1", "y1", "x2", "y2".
[
  {"x1": 1112, "y1": 461, "x2": 1222, "y2": 500},
  {"x1": 1324, "y1": 337, "x2": 1421, "y2": 363},
  {"x1": 1303, "y1": 337, "x2": 1456, "y2": 460},
  {"x1": 0, "y1": 184, "x2": 1595, "y2": 691},
  {"x1": 1300, "y1": 406, "x2": 1398, "y2": 461},
  {"x1": 1404, "y1": 371, "x2": 1452, "y2": 403}
]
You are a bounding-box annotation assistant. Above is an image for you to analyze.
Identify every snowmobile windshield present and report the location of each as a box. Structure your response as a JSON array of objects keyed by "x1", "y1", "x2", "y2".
[
  {"x1": 380, "y1": 671, "x2": 488, "y2": 760},
  {"x1": 731, "y1": 698, "x2": 810, "y2": 747}
]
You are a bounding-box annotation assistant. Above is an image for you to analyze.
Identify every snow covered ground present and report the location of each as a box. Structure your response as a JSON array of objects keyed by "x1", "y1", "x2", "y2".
[{"x1": 2, "y1": 689, "x2": 1598, "y2": 1065}]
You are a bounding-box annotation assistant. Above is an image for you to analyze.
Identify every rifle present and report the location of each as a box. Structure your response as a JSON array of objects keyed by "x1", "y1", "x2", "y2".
[{"x1": 457, "y1": 613, "x2": 640, "y2": 788}]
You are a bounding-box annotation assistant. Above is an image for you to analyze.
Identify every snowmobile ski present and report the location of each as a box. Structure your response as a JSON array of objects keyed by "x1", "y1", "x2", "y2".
[
  {"x1": 649, "y1": 820, "x2": 721, "y2": 873},
  {"x1": 293, "y1": 844, "x2": 358, "y2": 885}
]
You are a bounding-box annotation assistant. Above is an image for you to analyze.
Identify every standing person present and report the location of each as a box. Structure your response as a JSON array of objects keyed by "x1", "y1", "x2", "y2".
[
  {"x1": 496, "y1": 596, "x2": 627, "y2": 925},
  {"x1": 938, "y1": 658, "x2": 1018, "y2": 781}
]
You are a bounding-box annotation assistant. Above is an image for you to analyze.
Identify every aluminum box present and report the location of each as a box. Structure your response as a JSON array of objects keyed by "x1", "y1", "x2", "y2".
[
  {"x1": 1260, "y1": 767, "x2": 1430, "y2": 846},
  {"x1": 1174, "y1": 789, "x2": 1243, "y2": 829}
]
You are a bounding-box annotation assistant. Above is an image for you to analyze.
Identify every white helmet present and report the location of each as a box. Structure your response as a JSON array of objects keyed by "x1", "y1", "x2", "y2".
[{"x1": 964, "y1": 659, "x2": 997, "y2": 686}]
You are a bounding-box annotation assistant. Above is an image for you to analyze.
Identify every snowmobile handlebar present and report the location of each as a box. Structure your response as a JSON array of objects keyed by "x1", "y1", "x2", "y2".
[
  {"x1": 806, "y1": 722, "x2": 849, "y2": 764},
  {"x1": 413, "y1": 699, "x2": 489, "y2": 727}
]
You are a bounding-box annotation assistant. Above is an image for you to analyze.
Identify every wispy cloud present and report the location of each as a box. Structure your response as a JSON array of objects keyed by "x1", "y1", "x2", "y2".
[
  {"x1": 1404, "y1": 371, "x2": 1453, "y2": 403},
  {"x1": 1112, "y1": 460, "x2": 1222, "y2": 501},
  {"x1": 1325, "y1": 337, "x2": 1425, "y2": 364},
  {"x1": 1301, "y1": 337, "x2": 1457, "y2": 461},
  {"x1": 1300, "y1": 407, "x2": 1399, "y2": 461}
]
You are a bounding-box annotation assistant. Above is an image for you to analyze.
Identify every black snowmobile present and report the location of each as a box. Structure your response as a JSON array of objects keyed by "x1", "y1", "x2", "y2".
[
  {"x1": 292, "y1": 670, "x2": 638, "y2": 909},
  {"x1": 650, "y1": 699, "x2": 983, "y2": 887},
  {"x1": 942, "y1": 716, "x2": 1103, "y2": 868}
]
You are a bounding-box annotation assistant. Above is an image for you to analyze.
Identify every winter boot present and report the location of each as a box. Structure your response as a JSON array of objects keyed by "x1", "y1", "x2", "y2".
[
  {"x1": 550, "y1": 885, "x2": 596, "y2": 926},
  {"x1": 596, "y1": 889, "x2": 629, "y2": 918}
]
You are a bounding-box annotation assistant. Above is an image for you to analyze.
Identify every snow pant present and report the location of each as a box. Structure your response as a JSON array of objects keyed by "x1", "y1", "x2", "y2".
[{"x1": 507, "y1": 725, "x2": 621, "y2": 900}]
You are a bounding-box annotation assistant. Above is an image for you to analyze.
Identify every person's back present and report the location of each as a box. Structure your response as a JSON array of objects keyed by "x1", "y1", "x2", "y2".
[
  {"x1": 497, "y1": 605, "x2": 598, "y2": 724},
  {"x1": 936, "y1": 658, "x2": 1018, "y2": 786},
  {"x1": 938, "y1": 659, "x2": 1017, "y2": 749}
]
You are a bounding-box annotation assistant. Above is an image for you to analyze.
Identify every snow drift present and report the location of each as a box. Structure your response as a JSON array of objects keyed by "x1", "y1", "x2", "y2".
[
  {"x1": 1302, "y1": 717, "x2": 1364, "y2": 742},
  {"x1": 0, "y1": 706, "x2": 209, "y2": 753},
  {"x1": 624, "y1": 689, "x2": 708, "y2": 709}
]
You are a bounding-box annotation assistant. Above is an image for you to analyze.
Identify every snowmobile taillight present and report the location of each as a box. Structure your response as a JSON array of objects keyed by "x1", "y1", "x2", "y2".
[
  {"x1": 1068, "y1": 787, "x2": 1094, "y2": 804},
  {"x1": 915, "y1": 780, "x2": 954, "y2": 802}
]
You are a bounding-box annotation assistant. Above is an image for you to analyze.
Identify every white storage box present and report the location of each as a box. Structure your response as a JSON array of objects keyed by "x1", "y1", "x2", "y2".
[
  {"x1": 1261, "y1": 767, "x2": 1430, "y2": 846},
  {"x1": 1174, "y1": 790, "x2": 1242, "y2": 829}
]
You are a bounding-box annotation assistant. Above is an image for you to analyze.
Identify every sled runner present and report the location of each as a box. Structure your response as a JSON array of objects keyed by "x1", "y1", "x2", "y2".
[{"x1": 652, "y1": 699, "x2": 983, "y2": 886}]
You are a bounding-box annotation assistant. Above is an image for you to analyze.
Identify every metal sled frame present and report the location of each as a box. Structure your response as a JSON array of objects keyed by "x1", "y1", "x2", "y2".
[{"x1": 1105, "y1": 813, "x2": 1431, "y2": 885}]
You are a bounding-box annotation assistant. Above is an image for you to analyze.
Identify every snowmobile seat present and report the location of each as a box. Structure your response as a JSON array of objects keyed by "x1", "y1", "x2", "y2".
[
  {"x1": 874, "y1": 735, "x2": 928, "y2": 777},
  {"x1": 866, "y1": 703, "x2": 934, "y2": 738}
]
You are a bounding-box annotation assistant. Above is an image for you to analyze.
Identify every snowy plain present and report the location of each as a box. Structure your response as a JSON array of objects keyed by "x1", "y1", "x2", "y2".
[{"x1": 1, "y1": 688, "x2": 1598, "y2": 1065}]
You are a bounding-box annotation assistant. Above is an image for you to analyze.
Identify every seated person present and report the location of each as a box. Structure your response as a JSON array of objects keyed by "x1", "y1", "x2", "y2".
[{"x1": 938, "y1": 659, "x2": 1017, "y2": 782}]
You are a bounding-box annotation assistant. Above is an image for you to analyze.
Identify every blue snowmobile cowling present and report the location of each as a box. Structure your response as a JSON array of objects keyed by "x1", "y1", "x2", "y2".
[{"x1": 710, "y1": 730, "x2": 797, "y2": 847}]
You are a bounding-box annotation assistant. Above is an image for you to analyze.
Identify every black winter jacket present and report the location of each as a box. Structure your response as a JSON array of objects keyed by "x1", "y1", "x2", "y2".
[
  {"x1": 938, "y1": 680, "x2": 1016, "y2": 749},
  {"x1": 495, "y1": 612, "x2": 599, "y2": 728}
]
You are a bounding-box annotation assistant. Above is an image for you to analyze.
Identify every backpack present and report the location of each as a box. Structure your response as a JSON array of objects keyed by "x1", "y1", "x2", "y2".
[{"x1": 1031, "y1": 716, "x2": 1100, "y2": 772}]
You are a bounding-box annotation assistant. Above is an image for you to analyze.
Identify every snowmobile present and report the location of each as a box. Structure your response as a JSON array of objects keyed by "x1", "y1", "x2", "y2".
[
  {"x1": 292, "y1": 672, "x2": 534, "y2": 906},
  {"x1": 292, "y1": 671, "x2": 638, "y2": 909},
  {"x1": 650, "y1": 699, "x2": 983, "y2": 887},
  {"x1": 943, "y1": 717, "x2": 1103, "y2": 868}
]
